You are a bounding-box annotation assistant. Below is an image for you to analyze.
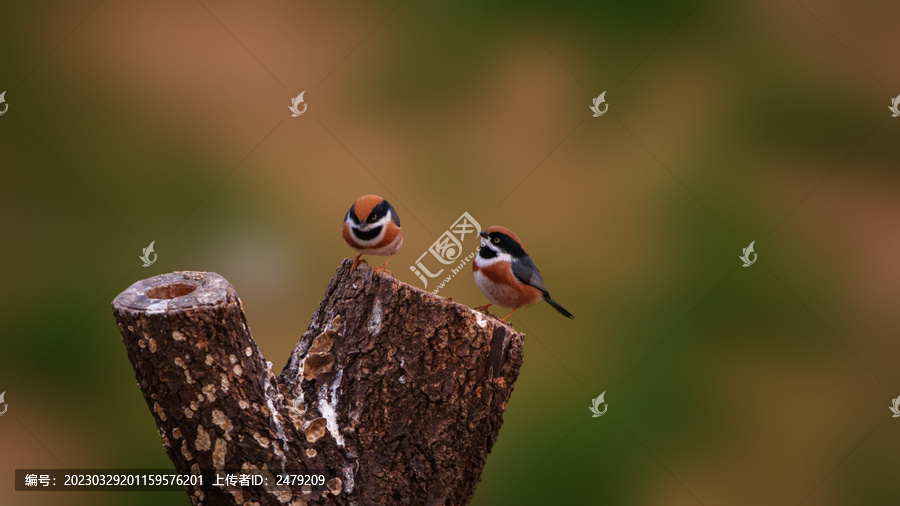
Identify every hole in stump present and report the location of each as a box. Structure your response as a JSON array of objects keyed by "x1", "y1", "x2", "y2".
[{"x1": 147, "y1": 282, "x2": 196, "y2": 299}]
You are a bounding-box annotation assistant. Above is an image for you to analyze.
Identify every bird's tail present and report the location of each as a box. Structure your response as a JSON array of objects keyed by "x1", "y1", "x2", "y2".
[{"x1": 544, "y1": 296, "x2": 574, "y2": 319}]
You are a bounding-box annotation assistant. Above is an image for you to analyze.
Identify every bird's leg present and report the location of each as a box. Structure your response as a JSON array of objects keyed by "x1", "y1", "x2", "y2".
[
  {"x1": 501, "y1": 307, "x2": 521, "y2": 322},
  {"x1": 474, "y1": 303, "x2": 493, "y2": 314},
  {"x1": 372, "y1": 254, "x2": 394, "y2": 277},
  {"x1": 350, "y1": 254, "x2": 368, "y2": 273}
]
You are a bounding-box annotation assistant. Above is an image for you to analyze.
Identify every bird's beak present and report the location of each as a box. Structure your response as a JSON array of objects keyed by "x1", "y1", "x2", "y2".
[{"x1": 479, "y1": 231, "x2": 489, "y2": 239}]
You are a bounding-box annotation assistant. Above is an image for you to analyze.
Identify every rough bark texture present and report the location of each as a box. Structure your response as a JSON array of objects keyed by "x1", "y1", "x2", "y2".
[{"x1": 112, "y1": 260, "x2": 524, "y2": 505}]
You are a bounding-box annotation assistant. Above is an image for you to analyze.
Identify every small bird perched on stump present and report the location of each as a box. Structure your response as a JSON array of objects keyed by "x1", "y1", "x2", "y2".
[
  {"x1": 342, "y1": 195, "x2": 403, "y2": 275},
  {"x1": 473, "y1": 226, "x2": 574, "y2": 322}
]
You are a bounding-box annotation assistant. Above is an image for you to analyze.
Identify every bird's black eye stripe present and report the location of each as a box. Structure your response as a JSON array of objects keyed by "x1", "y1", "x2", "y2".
[
  {"x1": 366, "y1": 201, "x2": 388, "y2": 224},
  {"x1": 371, "y1": 199, "x2": 400, "y2": 227},
  {"x1": 490, "y1": 232, "x2": 527, "y2": 258},
  {"x1": 353, "y1": 226, "x2": 383, "y2": 241},
  {"x1": 478, "y1": 247, "x2": 497, "y2": 259},
  {"x1": 346, "y1": 205, "x2": 361, "y2": 225}
]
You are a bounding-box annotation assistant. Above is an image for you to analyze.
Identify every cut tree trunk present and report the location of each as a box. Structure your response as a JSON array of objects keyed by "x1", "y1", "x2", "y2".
[{"x1": 111, "y1": 259, "x2": 524, "y2": 505}]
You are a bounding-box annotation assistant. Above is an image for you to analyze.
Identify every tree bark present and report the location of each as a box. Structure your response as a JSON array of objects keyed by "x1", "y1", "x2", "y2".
[{"x1": 112, "y1": 259, "x2": 524, "y2": 505}]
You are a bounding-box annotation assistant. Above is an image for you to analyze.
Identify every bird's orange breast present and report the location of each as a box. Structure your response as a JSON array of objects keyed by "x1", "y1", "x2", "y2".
[
  {"x1": 379, "y1": 221, "x2": 401, "y2": 248},
  {"x1": 342, "y1": 221, "x2": 354, "y2": 247},
  {"x1": 474, "y1": 260, "x2": 542, "y2": 308}
]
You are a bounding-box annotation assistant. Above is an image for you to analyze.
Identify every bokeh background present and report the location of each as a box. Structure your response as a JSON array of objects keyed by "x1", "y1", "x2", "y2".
[{"x1": 2, "y1": 1, "x2": 899, "y2": 504}]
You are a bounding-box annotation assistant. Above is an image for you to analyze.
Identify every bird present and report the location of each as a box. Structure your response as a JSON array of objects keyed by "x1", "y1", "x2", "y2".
[
  {"x1": 342, "y1": 195, "x2": 403, "y2": 275},
  {"x1": 472, "y1": 226, "x2": 574, "y2": 322}
]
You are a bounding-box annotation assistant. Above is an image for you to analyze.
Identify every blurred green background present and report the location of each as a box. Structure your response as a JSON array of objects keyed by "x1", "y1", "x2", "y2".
[{"x1": 2, "y1": 1, "x2": 899, "y2": 504}]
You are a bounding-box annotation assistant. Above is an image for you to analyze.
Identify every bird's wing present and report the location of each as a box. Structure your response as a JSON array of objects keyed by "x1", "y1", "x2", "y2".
[{"x1": 511, "y1": 254, "x2": 548, "y2": 295}]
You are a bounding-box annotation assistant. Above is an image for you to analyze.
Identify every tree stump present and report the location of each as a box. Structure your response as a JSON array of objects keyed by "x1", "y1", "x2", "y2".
[{"x1": 111, "y1": 259, "x2": 524, "y2": 505}]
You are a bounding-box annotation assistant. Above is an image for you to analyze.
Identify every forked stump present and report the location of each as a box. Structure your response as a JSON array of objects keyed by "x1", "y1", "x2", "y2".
[{"x1": 112, "y1": 259, "x2": 524, "y2": 505}]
